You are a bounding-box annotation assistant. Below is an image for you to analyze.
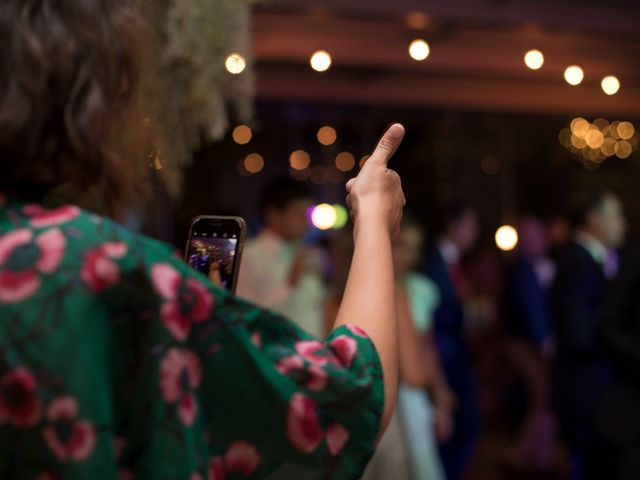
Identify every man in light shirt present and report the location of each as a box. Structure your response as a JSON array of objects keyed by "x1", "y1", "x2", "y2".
[
  {"x1": 550, "y1": 189, "x2": 626, "y2": 480},
  {"x1": 237, "y1": 178, "x2": 326, "y2": 338}
]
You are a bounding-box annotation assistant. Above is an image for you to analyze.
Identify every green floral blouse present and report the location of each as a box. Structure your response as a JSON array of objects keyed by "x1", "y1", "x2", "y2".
[{"x1": 0, "y1": 200, "x2": 384, "y2": 479}]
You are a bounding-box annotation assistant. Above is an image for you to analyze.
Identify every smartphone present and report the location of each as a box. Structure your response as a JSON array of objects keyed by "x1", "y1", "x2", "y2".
[{"x1": 185, "y1": 216, "x2": 246, "y2": 293}]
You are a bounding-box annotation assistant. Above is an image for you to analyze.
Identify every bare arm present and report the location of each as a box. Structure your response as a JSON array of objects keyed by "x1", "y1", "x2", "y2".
[
  {"x1": 332, "y1": 124, "x2": 406, "y2": 433},
  {"x1": 396, "y1": 284, "x2": 432, "y2": 388}
]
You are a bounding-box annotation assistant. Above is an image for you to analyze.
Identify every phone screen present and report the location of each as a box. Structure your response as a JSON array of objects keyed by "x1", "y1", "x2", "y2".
[{"x1": 185, "y1": 216, "x2": 245, "y2": 292}]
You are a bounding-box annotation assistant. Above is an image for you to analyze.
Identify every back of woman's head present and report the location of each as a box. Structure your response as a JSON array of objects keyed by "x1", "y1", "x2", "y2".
[{"x1": 0, "y1": 0, "x2": 141, "y2": 210}]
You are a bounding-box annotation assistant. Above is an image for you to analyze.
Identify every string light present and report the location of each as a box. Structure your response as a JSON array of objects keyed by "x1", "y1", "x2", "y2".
[
  {"x1": 615, "y1": 141, "x2": 632, "y2": 159},
  {"x1": 225, "y1": 53, "x2": 246, "y2": 74},
  {"x1": 232, "y1": 125, "x2": 252, "y2": 144},
  {"x1": 310, "y1": 204, "x2": 337, "y2": 230},
  {"x1": 495, "y1": 225, "x2": 518, "y2": 251},
  {"x1": 310, "y1": 50, "x2": 332, "y2": 72},
  {"x1": 335, "y1": 152, "x2": 356, "y2": 172},
  {"x1": 243, "y1": 153, "x2": 264, "y2": 174},
  {"x1": 564, "y1": 65, "x2": 584, "y2": 86},
  {"x1": 409, "y1": 39, "x2": 430, "y2": 61},
  {"x1": 289, "y1": 150, "x2": 311, "y2": 170},
  {"x1": 317, "y1": 126, "x2": 337, "y2": 145},
  {"x1": 585, "y1": 129, "x2": 605, "y2": 149},
  {"x1": 524, "y1": 50, "x2": 544, "y2": 70},
  {"x1": 561, "y1": 118, "x2": 638, "y2": 164},
  {"x1": 617, "y1": 122, "x2": 635, "y2": 140},
  {"x1": 601, "y1": 75, "x2": 620, "y2": 95}
]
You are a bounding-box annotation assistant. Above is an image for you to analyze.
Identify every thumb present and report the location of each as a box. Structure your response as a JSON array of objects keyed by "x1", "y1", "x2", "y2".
[{"x1": 365, "y1": 123, "x2": 405, "y2": 167}]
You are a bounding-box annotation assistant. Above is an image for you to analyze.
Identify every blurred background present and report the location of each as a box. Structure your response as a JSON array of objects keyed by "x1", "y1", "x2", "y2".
[
  {"x1": 130, "y1": 1, "x2": 640, "y2": 479},
  {"x1": 137, "y1": 0, "x2": 640, "y2": 245}
]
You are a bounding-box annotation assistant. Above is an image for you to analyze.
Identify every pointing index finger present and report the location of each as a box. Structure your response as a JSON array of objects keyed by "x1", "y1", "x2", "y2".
[{"x1": 368, "y1": 123, "x2": 405, "y2": 166}]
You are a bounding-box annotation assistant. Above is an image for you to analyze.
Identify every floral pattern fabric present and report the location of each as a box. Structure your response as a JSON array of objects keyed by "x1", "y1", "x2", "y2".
[{"x1": 0, "y1": 200, "x2": 384, "y2": 479}]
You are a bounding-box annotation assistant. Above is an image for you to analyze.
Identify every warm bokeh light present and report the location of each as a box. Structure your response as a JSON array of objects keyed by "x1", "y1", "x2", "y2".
[
  {"x1": 409, "y1": 39, "x2": 430, "y2": 61},
  {"x1": 225, "y1": 53, "x2": 246, "y2": 74},
  {"x1": 290, "y1": 168, "x2": 310, "y2": 181},
  {"x1": 405, "y1": 11, "x2": 430, "y2": 30},
  {"x1": 561, "y1": 117, "x2": 637, "y2": 163},
  {"x1": 524, "y1": 50, "x2": 544, "y2": 70},
  {"x1": 615, "y1": 140, "x2": 633, "y2": 159},
  {"x1": 585, "y1": 129, "x2": 605, "y2": 149},
  {"x1": 570, "y1": 118, "x2": 590, "y2": 138},
  {"x1": 310, "y1": 204, "x2": 337, "y2": 230},
  {"x1": 310, "y1": 50, "x2": 332, "y2": 72},
  {"x1": 289, "y1": 150, "x2": 311, "y2": 170},
  {"x1": 317, "y1": 126, "x2": 337, "y2": 146},
  {"x1": 243, "y1": 153, "x2": 264, "y2": 174},
  {"x1": 601, "y1": 137, "x2": 616, "y2": 157},
  {"x1": 593, "y1": 118, "x2": 609, "y2": 129},
  {"x1": 328, "y1": 166, "x2": 344, "y2": 184},
  {"x1": 495, "y1": 225, "x2": 519, "y2": 252},
  {"x1": 232, "y1": 125, "x2": 252, "y2": 144},
  {"x1": 609, "y1": 121, "x2": 621, "y2": 140},
  {"x1": 359, "y1": 155, "x2": 370, "y2": 168},
  {"x1": 481, "y1": 155, "x2": 501, "y2": 175},
  {"x1": 332, "y1": 204, "x2": 349, "y2": 229},
  {"x1": 564, "y1": 65, "x2": 584, "y2": 86},
  {"x1": 617, "y1": 121, "x2": 635, "y2": 140},
  {"x1": 310, "y1": 165, "x2": 329, "y2": 184},
  {"x1": 335, "y1": 152, "x2": 356, "y2": 172},
  {"x1": 601, "y1": 75, "x2": 620, "y2": 95},
  {"x1": 571, "y1": 134, "x2": 587, "y2": 149}
]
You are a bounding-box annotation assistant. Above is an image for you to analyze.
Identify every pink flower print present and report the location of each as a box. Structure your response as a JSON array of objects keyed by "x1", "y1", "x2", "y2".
[
  {"x1": 208, "y1": 441, "x2": 261, "y2": 479},
  {"x1": 30, "y1": 205, "x2": 80, "y2": 228},
  {"x1": 152, "y1": 264, "x2": 214, "y2": 341},
  {"x1": 159, "y1": 348, "x2": 202, "y2": 426},
  {"x1": 0, "y1": 228, "x2": 66, "y2": 303},
  {"x1": 326, "y1": 422, "x2": 350, "y2": 456},
  {"x1": 0, "y1": 367, "x2": 42, "y2": 428},
  {"x1": 345, "y1": 324, "x2": 369, "y2": 338},
  {"x1": 286, "y1": 394, "x2": 323, "y2": 453},
  {"x1": 329, "y1": 335, "x2": 358, "y2": 368},
  {"x1": 42, "y1": 396, "x2": 97, "y2": 462},
  {"x1": 81, "y1": 241, "x2": 128, "y2": 292},
  {"x1": 295, "y1": 340, "x2": 329, "y2": 366}
]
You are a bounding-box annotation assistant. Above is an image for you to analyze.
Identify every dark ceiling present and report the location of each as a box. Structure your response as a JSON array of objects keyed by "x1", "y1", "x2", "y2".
[{"x1": 252, "y1": 0, "x2": 640, "y2": 116}]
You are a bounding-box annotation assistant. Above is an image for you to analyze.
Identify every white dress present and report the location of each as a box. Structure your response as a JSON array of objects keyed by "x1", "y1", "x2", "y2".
[{"x1": 361, "y1": 272, "x2": 446, "y2": 480}]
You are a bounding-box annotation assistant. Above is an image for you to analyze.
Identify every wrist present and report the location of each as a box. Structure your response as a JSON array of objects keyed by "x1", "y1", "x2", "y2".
[{"x1": 353, "y1": 212, "x2": 390, "y2": 235}]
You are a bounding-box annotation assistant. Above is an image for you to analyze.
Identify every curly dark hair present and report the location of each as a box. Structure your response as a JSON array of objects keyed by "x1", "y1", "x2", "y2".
[{"x1": 0, "y1": 0, "x2": 141, "y2": 212}]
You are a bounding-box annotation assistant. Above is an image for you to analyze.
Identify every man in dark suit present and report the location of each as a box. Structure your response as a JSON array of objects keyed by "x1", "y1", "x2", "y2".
[
  {"x1": 506, "y1": 217, "x2": 555, "y2": 353},
  {"x1": 423, "y1": 204, "x2": 479, "y2": 480},
  {"x1": 550, "y1": 190, "x2": 626, "y2": 480},
  {"x1": 596, "y1": 240, "x2": 640, "y2": 480},
  {"x1": 504, "y1": 217, "x2": 557, "y2": 471}
]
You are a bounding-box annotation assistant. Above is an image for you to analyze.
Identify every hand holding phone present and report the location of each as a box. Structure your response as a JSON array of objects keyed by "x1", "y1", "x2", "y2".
[{"x1": 185, "y1": 216, "x2": 246, "y2": 293}]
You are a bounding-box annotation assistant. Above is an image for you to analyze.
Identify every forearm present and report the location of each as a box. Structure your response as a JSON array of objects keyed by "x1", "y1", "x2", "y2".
[{"x1": 333, "y1": 218, "x2": 398, "y2": 431}]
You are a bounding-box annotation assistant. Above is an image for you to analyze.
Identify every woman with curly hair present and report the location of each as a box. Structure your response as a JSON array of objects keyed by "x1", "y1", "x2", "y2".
[{"x1": 0, "y1": 0, "x2": 407, "y2": 478}]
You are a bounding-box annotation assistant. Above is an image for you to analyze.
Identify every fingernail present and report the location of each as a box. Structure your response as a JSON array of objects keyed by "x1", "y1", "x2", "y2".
[{"x1": 386, "y1": 123, "x2": 405, "y2": 139}]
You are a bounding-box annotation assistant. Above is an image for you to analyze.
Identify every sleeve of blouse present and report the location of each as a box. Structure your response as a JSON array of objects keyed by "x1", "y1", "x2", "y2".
[{"x1": 137, "y1": 236, "x2": 384, "y2": 479}]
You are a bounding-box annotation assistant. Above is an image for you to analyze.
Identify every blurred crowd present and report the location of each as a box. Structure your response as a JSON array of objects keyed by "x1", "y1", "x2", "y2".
[{"x1": 236, "y1": 178, "x2": 637, "y2": 480}]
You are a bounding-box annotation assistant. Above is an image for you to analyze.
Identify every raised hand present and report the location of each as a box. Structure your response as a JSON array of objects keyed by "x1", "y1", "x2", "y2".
[{"x1": 346, "y1": 124, "x2": 406, "y2": 237}]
